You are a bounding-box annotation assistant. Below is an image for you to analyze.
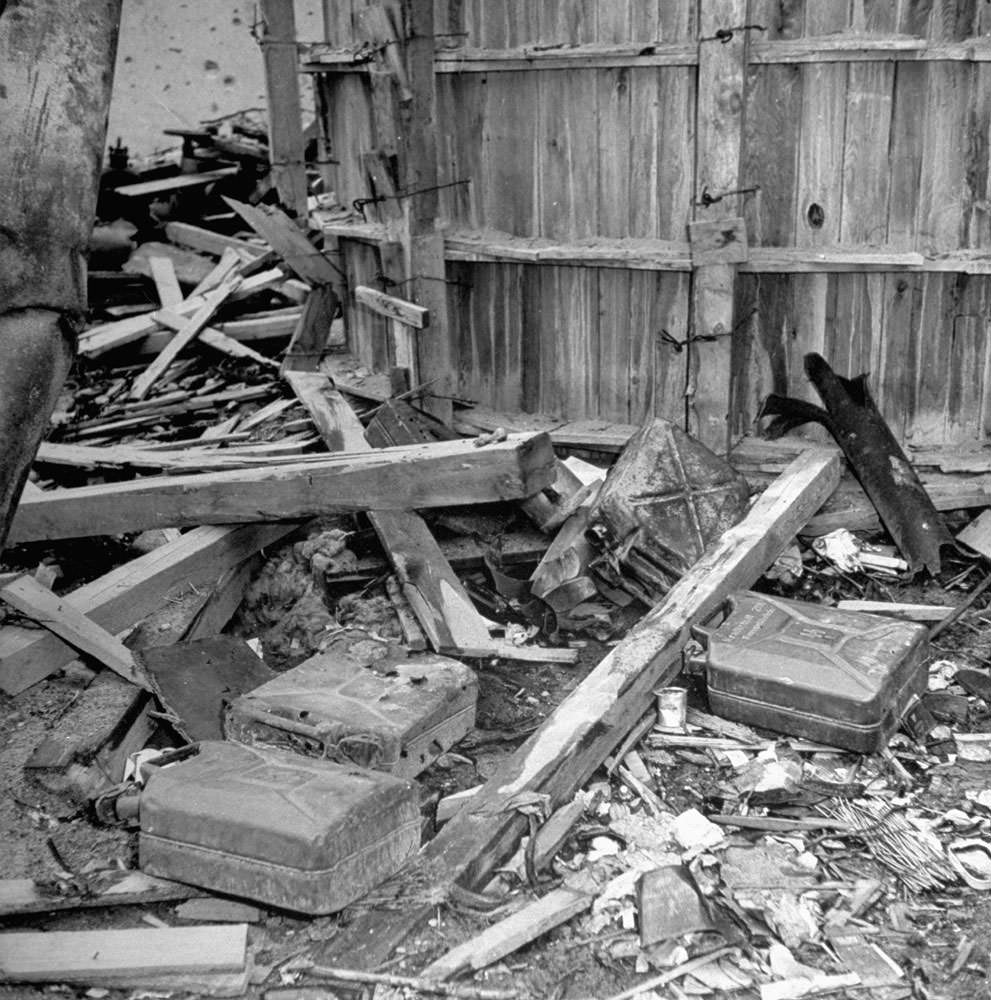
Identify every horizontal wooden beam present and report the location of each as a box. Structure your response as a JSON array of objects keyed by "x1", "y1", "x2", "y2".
[
  {"x1": 300, "y1": 42, "x2": 699, "y2": 74},
  {"x1": 7, "y1": 433, "x2": 556, "y2": 542},
  {"x1": 751, "y1": 35, "x2": 991, "y2": 64},
  {"x1": 303, "y1": 37, "x2": 991, "y2": 77},
  {"x1": 326, "y1": 224, "x2": 991, "y2": 275},
  {"x1": 432, "y1": 42, "x2": 698, "y2": 72}
]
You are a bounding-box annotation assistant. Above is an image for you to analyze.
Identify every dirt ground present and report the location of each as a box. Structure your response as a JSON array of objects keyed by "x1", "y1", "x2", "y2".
[{"x1": 3, "y1": 529, "x2": 991, "y2": 1000}]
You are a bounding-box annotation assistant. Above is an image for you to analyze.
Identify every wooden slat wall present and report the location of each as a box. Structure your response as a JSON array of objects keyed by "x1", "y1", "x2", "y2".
[
  {"x1": 734, "y1": 0, "x2": 991, "y2": 447},
  {"x1": 316, "y1": 0, "x2": 991, "y2": 448}
]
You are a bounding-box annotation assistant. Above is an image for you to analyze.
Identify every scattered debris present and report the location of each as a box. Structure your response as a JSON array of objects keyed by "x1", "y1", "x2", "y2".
[{"x1": 5, "y1": 121, "x2": 991, "y2": 998}]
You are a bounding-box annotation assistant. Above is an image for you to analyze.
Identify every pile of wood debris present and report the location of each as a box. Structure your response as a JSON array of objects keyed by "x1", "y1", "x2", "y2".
[{"x1": 7, "y1": 200, "x2": 991, "y2": 1000}]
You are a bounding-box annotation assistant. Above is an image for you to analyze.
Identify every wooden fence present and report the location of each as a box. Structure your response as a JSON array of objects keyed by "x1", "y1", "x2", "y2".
[{"x1": 293, "y1": 0, "x2": 991, "y2": 450}]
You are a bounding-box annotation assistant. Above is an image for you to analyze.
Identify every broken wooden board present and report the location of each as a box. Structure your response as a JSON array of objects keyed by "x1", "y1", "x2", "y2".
[
  {"x1": 25, "y1": 669, "x2": 146, "y2": 777},
  {"x1": 285, "y1": 370, "x2": 368, "y2": 451},
  {"x1": 0, "y1": 574, "x2": 148, "y2": 688},
  {"x1": 454, "y1": 405, "x2": 637, "y2": 455},
  {"x1": 8, "y1": 434, "x2": 555, "y2": 542},
  {"x1": 129, "y1": 279, "x2": 240, "y2": 400},
  {"x1": 422, "y1": 883, "x2": 594, "y2": 980},
  {"x1": 114, "y1": 167, "x2": 240, "y2": 198},
  {"x1": 163, "y1": 221, "x2": 267, "y2": 259},
  {"x1": 0, "y1": 522, "x2": 296, "y2": 695},
  {"x1": 77, "y1": 267, "x2": 289, "y2": 357},
  {"x1": 280, "y1": 378, "x2": 489, "y2": 655},
  {"x1": 319, "y1": 448, "x2": 841, "y2": 968},
  {"x1": 224, "y1": 198, "x2": 339, "y2": 286},
  {"x1": 0, "y1": 924, "x2": 247, "y2": 983},
  {"x1": 365, "y1": 399, "x2": 460, "y2": 448},
  {"x1": 0, "y1": 872, "x2": 199, "y2": 918},
  {"x1": 137, "y1": 636, "x2": 277, "y2": 741},
  {"x1": 148, "y1": 255, "x2": 184, "y2": 307},
  {"x1": 835, "y1": 600, "x2": 954, "y2": 623},
  {"x1": 154, "y1": 310, "x2": 279, "y2": 369},
  {"x1": 282, "y1": 285, "x2": 339, "y2": 372}
]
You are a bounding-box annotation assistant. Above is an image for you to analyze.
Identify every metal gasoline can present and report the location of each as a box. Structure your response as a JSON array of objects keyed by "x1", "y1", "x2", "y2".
[
  {"x1": 697, "y1": 591, "x2": 929, "y2": 753},
  {"x1": 138, "y1": 741, "x2": 420, "y2": 914},
  {"x1": 225, "y1": 641, "x2": 477, "y2": 779}
]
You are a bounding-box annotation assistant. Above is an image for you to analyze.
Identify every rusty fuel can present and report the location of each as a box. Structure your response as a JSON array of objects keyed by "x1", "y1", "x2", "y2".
[
  {"x1": 695, "y1": 591, "x2": 929, "y2": 753},
  {"x1": 225, "y1": 640, "x2": 477, "y2": 779},
  {"x1": 137, "y1": 741, "x2": 420, "y2": 914},
  {"x1": 587, "y1": 419, "x2": 751, "y2": 604}
]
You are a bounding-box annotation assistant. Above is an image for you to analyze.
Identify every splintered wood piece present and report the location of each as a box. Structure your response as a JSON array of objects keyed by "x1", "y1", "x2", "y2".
[
  {"x1": 129, "y1": 279, "x2": 240, "y2": 400},
  {"x1": 0, "y1": 924, "x2": 247, "y2": 982},
  {"x1": 386, "y1": 575, "x2": 428, "y2": 650},
  {"x1": 0, "y1": 522, "x2": 296, "y2": 695},
  {"x1": 282, "y1": 284, "x2": 339, "y2": 372},
  {"x1": 292, "y1": 376, "x2": 513, "y2": 659},
  {"x1": 0, "y1": 574, "x2": 147, "y2": 688},
  {"x1": 155, "y1": 310, "x2": 279, "y2": 368},
  {"x1": 318, "y1": 449, "x2": 840, "y2": 969},
  {"x1": 79, "y1": 268, "x2": 285, "y2": 357},
  {"x1": 188, "y1": 246, "x2": 242, "y2": 297},
  {"x1": 422, "y1": 886, "x2": 593, "y2": 980},
  {"x1": 148, "y1": 256, "x2": 183, "y2": 308},
  {"x1": 0, "y1": 872, "x2": 198, "y2": 918},
  {"x1": 8, "y1": 434, "x2": 556, "y2": 542},
  {"x1": 285, "y1": 371, "x2": 368, "y2": 450}
]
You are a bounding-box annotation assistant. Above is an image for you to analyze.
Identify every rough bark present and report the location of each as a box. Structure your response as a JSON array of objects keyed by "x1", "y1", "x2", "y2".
[{"x1": 0, "y1": 0, "x2": 123, "y2": 548}]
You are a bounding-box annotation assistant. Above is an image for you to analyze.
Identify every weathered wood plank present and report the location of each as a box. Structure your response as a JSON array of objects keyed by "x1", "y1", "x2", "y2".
[
  {"x1": 284, "y1": 371, "x2": 369, "y2": 452},
  {"x1": 8, "y1": 434, "x2": 556, "y2": 542},
  {"x1": 113, "y1": 168, "x2": 239, "y2": 198},
  {"x1": 354, "y1": 285, "x2": 430, "y2": 328},
  {"x1": 148, "y1": 256, "x2": 183, "y2": 308},
  {"x1": 0, "y1": 873, "x2": 198, "y2": 918},
  {"x1": 0, "y1": 575, "x2": 147, "y2": 688},
  {"x1": 688, "y1": 0, "x2": 748, "y2": 451},
  {"x1": 422, "y1": 885, "x2": 594, "y2": 979},
  {"x1": 320, "y1": 449, "x2": 841, "y2": 969},
  {"x1": 225, "y1": 198, "x2": 337, "y2": 286},
  {"x1": 0, "y1": 925, "x2": 247, "y2": 982},
  {"x1": 259, "y1": 0, "x2": 308, "y2": 218},
  {"x1": 0, "y1": 523, "x2": 295, "y2": 695}
]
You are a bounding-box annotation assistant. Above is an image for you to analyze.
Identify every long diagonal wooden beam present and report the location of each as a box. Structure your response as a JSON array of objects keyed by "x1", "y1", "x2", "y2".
[{"x1": 320, "y1": 448, "x2": 841, "y2": 969}]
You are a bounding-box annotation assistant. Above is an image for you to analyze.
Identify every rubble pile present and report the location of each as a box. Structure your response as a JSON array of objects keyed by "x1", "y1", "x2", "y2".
[{"x1": 7, "y1": 146, "x2": 991, "y2": 1000}]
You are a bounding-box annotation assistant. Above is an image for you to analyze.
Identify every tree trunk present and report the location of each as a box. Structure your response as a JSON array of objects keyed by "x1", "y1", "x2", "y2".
[{"x1": 0, "y1": 0, "x2": 123, "y2": 548}]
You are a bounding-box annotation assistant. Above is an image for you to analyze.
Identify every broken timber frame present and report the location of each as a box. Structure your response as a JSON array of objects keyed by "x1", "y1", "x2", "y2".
[
  {"x1": 320, "y1": 448, "x2": 841, "y2": 968},
  {"x1": 0, "y1": 0, "x2": 122, "y2": 550},
  {"x1": 8, "y1": 435, "x2": 556, "y2": 543}
]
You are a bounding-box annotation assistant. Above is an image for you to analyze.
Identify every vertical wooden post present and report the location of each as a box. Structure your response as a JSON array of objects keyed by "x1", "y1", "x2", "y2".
[
  {"x1": 0, "y1": 0, "x2": 122, "y2": 550},
  {"x1": 259, "y1": 0, "x2": 309, "y2": 219},
  {"x1": 687, "y1": 0, "x2": 749, "y2": 452},
  {"x1": 396, "y1": 0, "x2": 454, "y2": 424}
]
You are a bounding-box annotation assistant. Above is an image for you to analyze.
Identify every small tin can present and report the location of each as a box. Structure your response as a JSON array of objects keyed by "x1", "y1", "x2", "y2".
[{"x1": 655, "y1": 687, "x2": 687, "y2": 730}]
